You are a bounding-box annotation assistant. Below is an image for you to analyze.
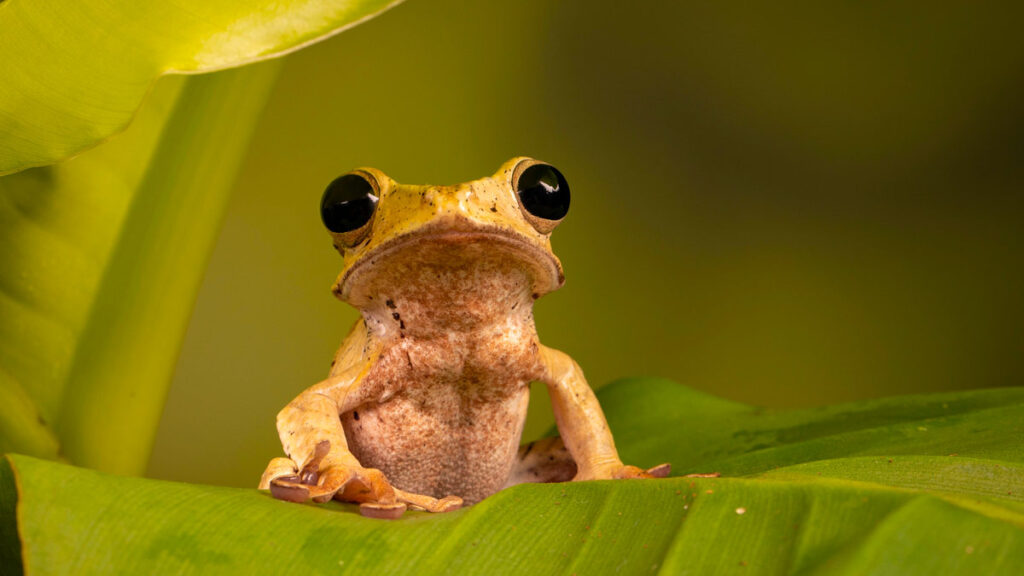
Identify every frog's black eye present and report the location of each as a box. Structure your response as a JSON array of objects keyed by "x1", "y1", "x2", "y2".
[
  {"x1": 321, "y1": 173, "x2": 378, "y2": 233},
  {"x1": 515, "y1": 163, "x2": 570, "y2": 221}
]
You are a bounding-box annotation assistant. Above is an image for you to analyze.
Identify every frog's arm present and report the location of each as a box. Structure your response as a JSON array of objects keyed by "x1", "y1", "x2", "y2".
[
  {"x1": 275, "y1": 365, "x2": 368, "y2": 473},
  {"x1": 539, "y1": 345, "x2": 659, "y2": 480},
  {"x1": 258, "y1": 321, "x2": 385, "y2": 499},
  {"x1": 257, "y1": 362, "x2": 378, "y2": 498},
  {"x1": 260, "y1": 321, "x2": 462, "y2": 517},
  {"x1": 288, "y1": 317, "x2": 393, "y2": 474}
]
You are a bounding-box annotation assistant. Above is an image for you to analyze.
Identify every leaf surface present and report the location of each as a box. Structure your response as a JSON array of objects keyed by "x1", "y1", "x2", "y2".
[{"x1": 3, "y1": 381, "x2": 1022, "y2": 575}]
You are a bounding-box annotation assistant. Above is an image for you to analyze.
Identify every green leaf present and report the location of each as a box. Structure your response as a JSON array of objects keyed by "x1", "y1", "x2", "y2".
[
  {"x1": 601, "y1": 378, "x2": 1024, "y2": 473},
  {"x1": 0, "y1": 63, "x2": 280, "y2": 474},
  {"x1": 0, "y1": 0, "x2": 403, "y2": 175},
  {"x1": 3, "y1": 381, "x2": 1022, "y2": 574}
]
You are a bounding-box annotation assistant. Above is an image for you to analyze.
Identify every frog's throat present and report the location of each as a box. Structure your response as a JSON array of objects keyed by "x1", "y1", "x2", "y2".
[{"x1": 332, "y1": 229, "x2": 564, "y2": 305}]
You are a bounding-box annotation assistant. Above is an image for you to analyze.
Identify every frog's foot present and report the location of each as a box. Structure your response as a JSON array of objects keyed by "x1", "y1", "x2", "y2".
[
  {"x1": 267, "y1": 462, "x2": 409, "y2": 518},
  {"x1": 607, "y1": 463, "x2": 672, "y2": 479},
  {"x1": 259, "y1": 457, "x2": 303, "y2": 497},
  {"x1": 260, "y1": 440, "x2": 338, "y2": 503},
  {"x1": 506, "y1": 436, "x2": 671, "y2": 486},
  {"x1": 393, "y1": 488, "x2": 463, "y2": 513},
  {"x1": 505, "y1": 436, "x2": 578, "y2": 487},
  {"x1": 260, "y1": 442, "x2": 460, "y2": 519},
  {"x1": 647, "y1": 463, "x2": 673, "y2": 478},
  {"x1": 349, "y1": 487, "x2": 460, "y2": 519},
  {"x1": 260, "y1": 441, "x2": 406, "y2": 516},
  {"x1": 571, "y1": 457, "x2": 671, "y2": 482}
]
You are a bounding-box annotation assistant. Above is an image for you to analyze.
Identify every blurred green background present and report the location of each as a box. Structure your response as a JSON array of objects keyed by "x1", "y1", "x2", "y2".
[{"x1": 148, "y1": 0, "x2": 1024, "y2": 486}]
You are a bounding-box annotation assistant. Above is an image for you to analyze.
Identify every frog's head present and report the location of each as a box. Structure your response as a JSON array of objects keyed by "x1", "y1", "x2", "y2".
[{"x1": 320, "y1": 157, "x2": 569, "y2": 310}]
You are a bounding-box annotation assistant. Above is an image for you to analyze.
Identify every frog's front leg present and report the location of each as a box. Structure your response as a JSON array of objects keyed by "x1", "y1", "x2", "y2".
[
  {"x1": 538, "y1": 345, "x2": 670, "y2": 481},
  {"x1": 258, "y1": 367, "x2": 462, "y2": 518},
  {"x1": 258, "y1": 370, "x2": 397, "y2": 510}
]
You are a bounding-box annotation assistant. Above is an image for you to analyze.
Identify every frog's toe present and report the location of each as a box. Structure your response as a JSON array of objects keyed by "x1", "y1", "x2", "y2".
[
  {"x1": 338, "y1": 467, "x2": 397, "y2": 504},
  {"x1": 433, "y1": 495, "x2": 464, "y2": 512},
  {"x1": 339, "y1": 468, "x2": 410, "y2": 517},
  {"x1": 610, "y1": 463, "x2": 671, "y2": 480},
  {"x1": 646, "y1": 463, "x2": 672, "y2": 478},
  {"x1": 262, "y1": 456, "x2": 319, "y2": 503},
  {"x1": 359, "y1": 502, "x2": 408, "y2": 519},
  {"x1": 269, "y1": 477, "x2": 311, "y2": 503},
  {"x1": 611, "y1": 465, "x2": 649, "y2": 479},
  {"x1": 269, "y1": 471, "x2": 350, "y2": 504},
  {"x1": 261, "y1": 442, "x2": 356, "y2": 504},
  {"x1": 308, "y1": 466, "x2": 352, "y2": 503},
  {"x1": 259, "y1": 457, "x2": 299, "y2": 490},
  {"x1": 265, "y1": 461, "x2": 340, "y2": 504},
  {"x1": 393, "y1": 488, "x2": 463, "y2": 513}
]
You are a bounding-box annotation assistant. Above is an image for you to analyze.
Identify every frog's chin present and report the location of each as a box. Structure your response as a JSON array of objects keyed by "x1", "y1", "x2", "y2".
[{"x1": 332, "y1": 228, "x2": 564, "y2": 306}]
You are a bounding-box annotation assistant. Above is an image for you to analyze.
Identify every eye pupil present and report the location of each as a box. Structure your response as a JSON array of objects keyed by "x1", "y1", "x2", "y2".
[
  {"x1": 516, "y1": 164, "x2": 570, "y2": 221},
  {"x1": 320, "y1": 174, "x2": 378, "y2": 233}
]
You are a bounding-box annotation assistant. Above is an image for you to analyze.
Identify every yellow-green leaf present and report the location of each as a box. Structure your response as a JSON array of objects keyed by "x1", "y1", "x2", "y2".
[
  {"x1": 0, "y1": 64, "x2": 281, "y2": 474},
  {"x1": 0, "y1": 0, "x2": 402, "y2": 174}
]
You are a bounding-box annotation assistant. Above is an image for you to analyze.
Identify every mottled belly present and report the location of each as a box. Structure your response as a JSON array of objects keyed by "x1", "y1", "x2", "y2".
[{"x1": 341, "y1": 383, "x2": 530, "y2": 504}]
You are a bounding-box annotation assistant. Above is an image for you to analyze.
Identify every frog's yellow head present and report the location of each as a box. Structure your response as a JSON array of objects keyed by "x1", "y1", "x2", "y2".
[{"x1": 321, "y1": 157, "x2": 569, "y2": 308}]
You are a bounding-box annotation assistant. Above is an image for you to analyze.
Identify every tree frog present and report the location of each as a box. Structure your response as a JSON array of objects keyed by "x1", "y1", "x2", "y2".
[{"x1": 259, "y1": 157, "x2": 668, "y2": 518}]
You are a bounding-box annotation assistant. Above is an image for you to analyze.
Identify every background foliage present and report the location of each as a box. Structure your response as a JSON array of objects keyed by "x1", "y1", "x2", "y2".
[
  {"x1": 1, "y1": 0, "x2": 1022, "y2": 573},
  {"x1": 152, "y1": 0, "x2": 1024, "y2": 488},
  {"x1": 0, "y1": 0, "x2": 400, "y2": 174}
]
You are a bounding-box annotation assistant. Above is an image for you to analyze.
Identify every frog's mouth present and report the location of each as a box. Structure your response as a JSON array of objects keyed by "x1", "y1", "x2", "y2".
[{"x1": 333, "y1": 225, "x2": 564, "y2": 304}]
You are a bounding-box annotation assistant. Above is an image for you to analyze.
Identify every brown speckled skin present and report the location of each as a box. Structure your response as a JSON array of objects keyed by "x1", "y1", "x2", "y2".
[{"x1": 259, "y1": 158, "x2": 659, "y2": 516}]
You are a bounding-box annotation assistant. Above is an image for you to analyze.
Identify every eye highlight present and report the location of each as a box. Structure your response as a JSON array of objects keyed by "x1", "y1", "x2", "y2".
[
  {"x1": 321, "y1": 172, "x2": 378, "y2": 234},
  {"x1": 514, "y1": 163, "x2": 570, "y2": 221}
]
